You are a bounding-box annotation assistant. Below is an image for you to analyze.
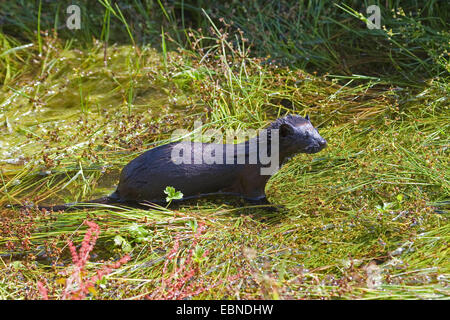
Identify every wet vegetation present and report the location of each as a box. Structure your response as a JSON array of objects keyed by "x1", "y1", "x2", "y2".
[{"x1": 0, "y1": 0, "x2": 448, "y2": 299}]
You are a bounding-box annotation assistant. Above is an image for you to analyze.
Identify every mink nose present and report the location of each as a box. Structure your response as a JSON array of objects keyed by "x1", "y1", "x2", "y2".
[{"x1": 319, "y1": 138, "x2": 327, "y2": 147}]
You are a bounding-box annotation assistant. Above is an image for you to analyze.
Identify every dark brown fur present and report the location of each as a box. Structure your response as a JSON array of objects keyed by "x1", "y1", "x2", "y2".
[{"x1": 20, "y1": 115, "x2": 327, "y2": 211}]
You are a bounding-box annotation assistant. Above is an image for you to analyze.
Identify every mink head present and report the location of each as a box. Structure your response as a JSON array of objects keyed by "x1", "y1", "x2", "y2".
[{"x1": 270, "y1": 114, "x2": 327, "y2": 155}]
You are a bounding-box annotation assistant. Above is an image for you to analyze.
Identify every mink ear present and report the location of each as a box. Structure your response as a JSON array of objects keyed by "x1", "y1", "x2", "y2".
[
  {"x1": 279, "y1": 123, "x2": 295, "y2": 137},
  {"x1": 305, "y1": 114, "x2": 310, "y2": 121}
]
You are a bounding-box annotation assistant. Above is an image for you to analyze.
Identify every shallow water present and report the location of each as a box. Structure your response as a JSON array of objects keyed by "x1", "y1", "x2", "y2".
[{"x1": 0, "y1": 45, "x2": 191, "y2": 204}]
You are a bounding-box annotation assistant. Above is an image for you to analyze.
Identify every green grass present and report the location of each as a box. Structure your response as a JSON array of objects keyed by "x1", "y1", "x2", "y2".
[{"x1": 0, "y1": 0, "x2": 448, "y2": 299}]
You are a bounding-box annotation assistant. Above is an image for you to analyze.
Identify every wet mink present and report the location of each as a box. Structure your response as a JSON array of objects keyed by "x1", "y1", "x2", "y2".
[{"x1": 26, "y1": 115, "x2": 327, "y2": 211}]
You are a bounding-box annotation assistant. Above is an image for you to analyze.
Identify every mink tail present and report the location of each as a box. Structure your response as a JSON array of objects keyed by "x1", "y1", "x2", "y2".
[{"x1": 7, "y1": 191, "x2": 121, "y2": 212}]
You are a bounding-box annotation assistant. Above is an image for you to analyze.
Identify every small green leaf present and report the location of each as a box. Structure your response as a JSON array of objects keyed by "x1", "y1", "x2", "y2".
[
  {"x1": 11, "y1": 261, "x2": 23, "y2": 269},
  {"x1": 135, "y1": 236, "x2": 152, "y2": 243},
  {"x1": 127, "y1": 223, "x2": 149, "y2": 238},
  {"x1": 192, "y1": 246, "x2": 207, "y2": 263},
  {"x1": 188, "y1": 219, "x2": 198, "y2": 232},
  {"x1": 164, "y1": 186, "x2": 183, "y2": 202},
  {"x1": 113, "y1": 235, "x2": 132, "y2": 253},
  {"x1": 383, "y1": 202, "x2": 393, "y2": 210},
  {"x1": 114, "y1": 235, "x2": 126, "y2": 246}
]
